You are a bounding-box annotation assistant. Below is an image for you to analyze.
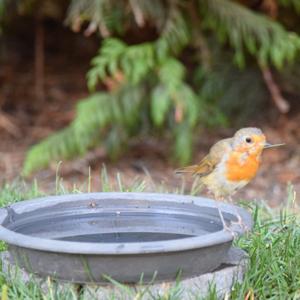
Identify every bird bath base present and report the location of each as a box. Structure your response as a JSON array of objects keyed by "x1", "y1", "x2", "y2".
[{"x1": 1, "y1": 247, "x2": 248, "y2": 299}]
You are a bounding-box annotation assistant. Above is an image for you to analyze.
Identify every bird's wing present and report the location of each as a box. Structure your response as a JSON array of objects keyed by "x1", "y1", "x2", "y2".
[{"x1": 175, "y1": 138, "x2": 232, "y2": 177}]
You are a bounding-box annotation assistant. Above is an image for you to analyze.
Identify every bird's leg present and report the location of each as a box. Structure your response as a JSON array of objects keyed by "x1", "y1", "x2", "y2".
[
  {"x1": 228, "y1": 196, "x2": 249, "y2": 232},
  {"x1": 215, "y1": 197, "x2": 236, "y2": 238}
]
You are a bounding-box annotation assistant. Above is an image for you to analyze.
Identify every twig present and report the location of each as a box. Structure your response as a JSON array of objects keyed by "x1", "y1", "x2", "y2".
[
  {"x1": 129, "y1": 0, "x2": 145, "y2": 27},
  {"x1": 258, "y1": 0, "x2": 288, "y2": 113},
  {"x1": 0, "y1": 111, "x2": 20, "y2": 137},
  {"x1": 259, "y1": 64, "x2": 290, "y2": 113},
  {"x1": 261, "y1": 0, "x2": 278, "y2": 19},
  {"x1": 35, "y1": 18, "x2": 45, "y2": 103},
  {"x1": 188, "y1": 0, "x2": 211, "y2": 72}
]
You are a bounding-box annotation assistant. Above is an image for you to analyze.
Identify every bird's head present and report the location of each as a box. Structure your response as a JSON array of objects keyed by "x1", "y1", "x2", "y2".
[{"x1": 232, "y1": 127, "x2": 283, "y2": 155}]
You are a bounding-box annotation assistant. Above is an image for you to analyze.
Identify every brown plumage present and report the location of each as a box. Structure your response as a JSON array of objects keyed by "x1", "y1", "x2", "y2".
[
  {"x1": 176, "y1": 128, "x2": 283, "y2": 198},
  {"x1": 175, "y1": 128, "x2": 284, "y2": 232}
]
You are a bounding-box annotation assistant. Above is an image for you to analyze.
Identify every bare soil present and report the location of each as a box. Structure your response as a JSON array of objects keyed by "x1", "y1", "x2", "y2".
[
  {"x1": 1, "y1": 105, "x2": 299, "y2": 207},
  {"x1": 1, "y1": 24, "x2": 299, "y2": 206}
]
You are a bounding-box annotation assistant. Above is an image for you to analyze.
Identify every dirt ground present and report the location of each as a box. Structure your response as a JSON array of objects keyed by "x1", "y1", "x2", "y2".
[
  {"x1": 0, "y1": 102, "x2": 299, "y2": 207},
  {"x1": 1, "y1": 26, "x2": 299, "y2": 207}
]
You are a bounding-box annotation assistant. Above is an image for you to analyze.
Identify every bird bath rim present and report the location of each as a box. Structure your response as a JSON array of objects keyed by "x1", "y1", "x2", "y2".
[{"x1": 0, "y1": 192, "x2": 252, "y2": 255}]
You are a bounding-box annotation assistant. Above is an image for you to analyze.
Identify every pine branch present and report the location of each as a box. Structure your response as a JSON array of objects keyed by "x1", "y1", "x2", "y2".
[
  {"x1": 66, "y1": 0, "x2": 123, "y2": 36},
  {"x1": 195, "y1": 45, "x2": 269, "y2": 125},
  {"x1": 0, "y1": 0, "x2": 7, "y2": 21},
  {"x1": 130, "y1": 0, "x2": 166, "y2": 30},
  {"x1": 155, "y1": 2, "x2": 190, "y2": 57},
  {"x1": 23, "y1": 85, "x2": 144, "y2": 176},
  {"x1": 199, "y1": 0, "x2": 300, "y2": 68},
  {"x1": 278, "y1": 0, "x2": 300, "y2": 13},
  {"x1": 174, "y1": 122, "x2": 193, "y2": 165}
]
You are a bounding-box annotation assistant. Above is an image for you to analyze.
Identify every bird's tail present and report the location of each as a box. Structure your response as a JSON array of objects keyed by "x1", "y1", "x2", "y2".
[{"x1": 174, "y1": 165, "x2": 199, "y2": 175}]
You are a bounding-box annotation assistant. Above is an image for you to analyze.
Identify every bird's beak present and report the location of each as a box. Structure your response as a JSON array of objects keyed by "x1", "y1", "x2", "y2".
[{"x1": 264, "y1": 142, "x2": 285, "y2": 149}]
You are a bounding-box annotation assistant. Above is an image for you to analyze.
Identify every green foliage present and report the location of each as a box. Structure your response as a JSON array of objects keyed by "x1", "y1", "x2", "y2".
[
  {"x1": 23, "y1": 86, "x2": 145, "y2": 176},
  {"x1": 66, "y1": 0, "x2": 165, "y2": 36},
  {"x1": 200, "y1": 0, "x2": 300, "y2": 68},
  {"x1": 195, "y1": 46, "x2": 269, "y2": 124},
  {"x1": 278, "y1": 0, "x2": 300, "y2": 13},
  {"x1": 66, "y1": 0, "x2": 124, "y2": 35},
  {"x1": 232, "y1": 206, "x2": 300, "y2": 299},
  {"x1": 0, "y1": 1, "x2": 5, "y2": 32},
  {"x1": 0, "y1": 0, "x2": 6, "y2": 18},
  {"x1": 174, "y1": 123, "x2": 194, "y2": 165},
  {"x1": 18, "y1": 0, "x2": 300, "y2": 174},
  {"x1": 151, "y1": 85, "x2": 171, "y2": 127},
  {"x1": 0, "y1": 181, "x2": 42, "y2": 207}
]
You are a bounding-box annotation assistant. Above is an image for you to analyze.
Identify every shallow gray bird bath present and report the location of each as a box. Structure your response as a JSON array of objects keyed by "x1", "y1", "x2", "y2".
[{"x1": 0, "y1": 193, "x2": 252, "y2": 284}]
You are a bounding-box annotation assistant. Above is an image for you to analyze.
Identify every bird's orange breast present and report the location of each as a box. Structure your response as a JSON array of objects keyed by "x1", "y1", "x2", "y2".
[{"x1": 225, "y1": 152, "x2": 260, "y2": 182}]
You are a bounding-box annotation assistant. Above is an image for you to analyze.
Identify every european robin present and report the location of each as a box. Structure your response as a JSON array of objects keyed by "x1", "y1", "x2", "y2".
[{"x1": 175, "y1": 127, "x2": 284, "y2": 232}]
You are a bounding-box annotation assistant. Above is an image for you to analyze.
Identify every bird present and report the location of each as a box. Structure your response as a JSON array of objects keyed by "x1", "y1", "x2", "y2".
[{"x1": 175, "y1": 127, "x2": 284, "y2": 233}]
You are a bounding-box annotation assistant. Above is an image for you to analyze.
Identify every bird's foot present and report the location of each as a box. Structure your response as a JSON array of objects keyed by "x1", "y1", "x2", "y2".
[
  {"x1": 231, "y1": 214, "x2": 249, "y2": 232},
  {"x1": 223, "y1": 222, "x2": 238, "y2": 238}
]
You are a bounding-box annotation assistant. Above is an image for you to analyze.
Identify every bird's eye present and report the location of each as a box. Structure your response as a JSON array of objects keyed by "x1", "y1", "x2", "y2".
[{"x1": 245, "y1": 137, "x2": 252, "y2": 143}]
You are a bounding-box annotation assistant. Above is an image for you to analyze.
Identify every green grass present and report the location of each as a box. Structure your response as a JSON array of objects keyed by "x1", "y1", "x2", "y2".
[
  {"x1": 0, "y1": 173, "x2": 299, "y2": 299},
  {"x1": 232, "y1": 205, "x2": 300, "y2": 299}
]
